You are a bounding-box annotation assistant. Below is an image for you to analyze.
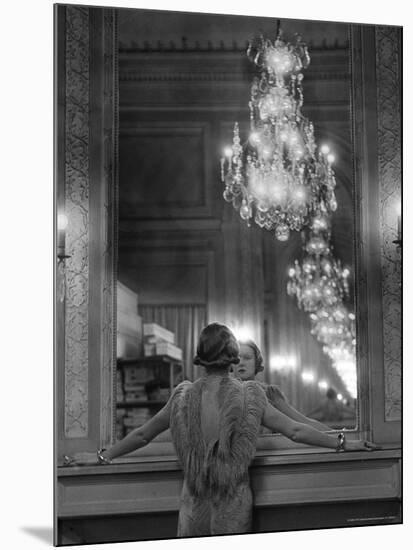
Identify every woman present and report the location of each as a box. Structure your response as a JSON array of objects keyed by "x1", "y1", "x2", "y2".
[
  {"x1": 66, "y1": 323, "x2": 378, "y2": 537},
  {"x1": 232, "y1": 339, "x2": 330, "y2": 431}
]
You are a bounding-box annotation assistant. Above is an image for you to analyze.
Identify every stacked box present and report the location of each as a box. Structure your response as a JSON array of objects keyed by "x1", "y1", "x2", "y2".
[
  {"x1": 124, "y1": 385, "x2": 146, "y2": 401},
  {"x1": 156, "y1": 342, "x2": 183, "y2": 360},
  {"x1": 117, "y1": 281, "x2": 143, "y2": 358},
  {"x1": 121, "y1": 364, "x2": 154, "y2": 402},
  {"x1": 117, "y1": 281, "x2": 138, "y2": 315},
  {"x1": 123, "y1": 364, "x2": 152, "y2": 385},
  {"x1": 116, "y1": 369, "x2": 124, "y2": 402},
  {"x1": 143, "y1": 323, "x2": 175, "y2": 344},
  {"x1": 143, "y1": 322, "x2": 183, "y2": 360}
]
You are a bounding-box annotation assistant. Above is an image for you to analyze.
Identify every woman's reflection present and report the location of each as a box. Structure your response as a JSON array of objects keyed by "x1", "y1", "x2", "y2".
[{"x1": 232, "y1": 340, "x2": 330, "y2": 431}]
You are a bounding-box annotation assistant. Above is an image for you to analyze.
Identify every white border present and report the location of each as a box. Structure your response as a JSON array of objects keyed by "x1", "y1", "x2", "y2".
[{"x1": 1, "y1": 1, "x2": 409, "y2": 549}]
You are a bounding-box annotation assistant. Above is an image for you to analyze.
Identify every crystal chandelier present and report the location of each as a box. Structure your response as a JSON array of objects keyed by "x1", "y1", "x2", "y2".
[
  {"x1": 286, "y1": 213, "x2": 357, "y2": 397},
  {"x1": 220, "y1": 29, "x2": 338, "y2": 241},
  {"x1": 286, "y1": 213, "x2": 350, "y2": 313}
]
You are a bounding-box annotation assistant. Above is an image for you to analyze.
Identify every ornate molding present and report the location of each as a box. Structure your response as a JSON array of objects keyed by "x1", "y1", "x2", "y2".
[
  {"x1": 118, "y1": 40, "x2": 349, "y2": 53},
  {"x1": 64, "y1": 6, "x2": 90, "y2": 438},
  {"x1": 350, "y1": 25, "x2": 370, "y2": 433},
  {"x1": 101, "y1": 9, "x2": 118, "y2": 447},
  {"x1": 375, "y1": 27, "x2": 402, "y2": 421},
  {"x1": 119, "y1": 71, "x2": 349, "y2": 83}
]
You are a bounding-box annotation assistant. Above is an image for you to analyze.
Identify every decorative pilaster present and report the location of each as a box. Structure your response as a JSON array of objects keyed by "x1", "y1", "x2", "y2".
[
  {"x1": 64, "y1": 6, "x2": 90, "y2": 438},
  {"x1": 100, "y1": 9, "x2": 119, "y2": 446},
  {"x1": 375, "y1": 27, "x2": 402, "y2": 421}
]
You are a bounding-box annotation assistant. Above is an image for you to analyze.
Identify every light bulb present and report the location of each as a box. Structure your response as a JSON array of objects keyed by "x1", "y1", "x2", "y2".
[
  {"x1": 57, "y1": 213, "x2": 68, "y2": 231},
  {"x1": 320, "y1": 144, "x2": 330, "y2": 155},
  {"x1": 327, "y1": 153, "x2": 335, "y2": 164},
  {"x1": 224, "y1": 147, "x2": 233, "y2": 158},
  {"x1": 302, "y1": 371, "x2": 315, "y2": 383},
  {"x1": 249, "y1": 132, "x2": 260, "y2": 144}
]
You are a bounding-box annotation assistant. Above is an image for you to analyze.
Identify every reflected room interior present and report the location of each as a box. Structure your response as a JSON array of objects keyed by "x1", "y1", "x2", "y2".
[{"x1": 115, "y1": 10, "x2": 357, "y2": 444}]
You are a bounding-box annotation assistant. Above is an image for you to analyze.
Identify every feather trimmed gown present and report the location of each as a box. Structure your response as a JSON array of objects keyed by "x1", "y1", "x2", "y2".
[{"x1": 169, "y1": 376, "x2": 268, "y2": 536}]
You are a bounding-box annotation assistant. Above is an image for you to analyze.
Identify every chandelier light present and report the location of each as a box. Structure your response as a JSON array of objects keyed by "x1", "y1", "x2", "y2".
[
  {"x1": 286, "y1": 214, "x2": 357, "y2": 397},
  {"x1": 220, "y1": 29, "x2": 338, "y2": 241},
  {"x1": 286, "y1": 215, "x2": 350, "y2": 313}
]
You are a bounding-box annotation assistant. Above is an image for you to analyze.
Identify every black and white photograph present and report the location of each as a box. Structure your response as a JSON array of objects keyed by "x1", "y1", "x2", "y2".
[{"x1": 52, "y1": 1, "x2": 401, "y2": 546}]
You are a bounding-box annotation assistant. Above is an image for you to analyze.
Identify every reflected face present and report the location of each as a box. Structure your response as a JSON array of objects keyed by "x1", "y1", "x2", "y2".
[{"x1": 232, "y1": 344, "x2": 256, "y2": 381}]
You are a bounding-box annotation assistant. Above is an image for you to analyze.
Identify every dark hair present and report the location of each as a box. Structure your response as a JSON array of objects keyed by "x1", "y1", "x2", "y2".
[
  {"x1": 194, "y1": 323, "x2": 240, "y2": 369},
  {"x1": 239, "y1": 339, "x2": 264, "y2": 373}
]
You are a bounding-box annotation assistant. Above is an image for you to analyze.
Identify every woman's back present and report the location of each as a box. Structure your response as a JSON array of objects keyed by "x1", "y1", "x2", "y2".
[
  {"x1": 170, "y1": 375, "x2": 267, "y2": 536},
  {"x1": 200, "y1": 376, "x2": 222, "y2": 446},
  {"x1": 170, "y1": 376, "x2": 267, "y2": 500}
]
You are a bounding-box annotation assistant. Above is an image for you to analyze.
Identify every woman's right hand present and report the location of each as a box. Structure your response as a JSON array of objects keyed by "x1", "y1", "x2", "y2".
[
  {"x1": 63, "y1": 452, "x2": 100, "y2": 466},
  {"x1": 345, "y1": 439, "x2": 380, "y2": 452}
]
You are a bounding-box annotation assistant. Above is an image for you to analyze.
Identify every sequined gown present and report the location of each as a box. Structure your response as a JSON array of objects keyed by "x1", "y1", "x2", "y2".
[{"x1": 169, "y1": 376, "x2": 267, "y2": 536}]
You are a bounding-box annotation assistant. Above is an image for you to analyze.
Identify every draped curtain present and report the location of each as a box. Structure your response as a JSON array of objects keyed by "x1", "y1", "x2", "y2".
[
  {"x1": 267, "y1": 296, "x2": 352, "y2": 417},
  {"x1": 139, "y1": 304, "x2": 207, "y2": 381}
]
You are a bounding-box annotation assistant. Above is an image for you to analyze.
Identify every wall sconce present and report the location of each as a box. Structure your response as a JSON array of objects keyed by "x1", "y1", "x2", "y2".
[
  {"x1": 269, "y1": 354, "x2": 298, "y2": 372},
  {"x1": 57, "y1": 212, "x2": 71, "y2": 302},
  {"x1": 393, "y1": 201, "x2": 402, "y2": 248},
  {"x1": 57, "y1": 212, "x2": 71, "y2": 262},
  {"x1": 301, "y1": 370, "x2": 315, "y2": 383}
]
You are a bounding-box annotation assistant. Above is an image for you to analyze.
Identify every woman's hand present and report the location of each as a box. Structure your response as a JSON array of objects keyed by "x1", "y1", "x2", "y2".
[
  {"x1": 344, "y1": 439, "x2": 380, "y2": 452},
  {"x1": 63, "y1": 452, "x2": 99, "y2": 466}
]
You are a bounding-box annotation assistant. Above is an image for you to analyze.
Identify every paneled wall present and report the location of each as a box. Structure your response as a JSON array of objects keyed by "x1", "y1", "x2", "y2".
[{"x1": 118, "y1": 48, "x2": 268, "y2": 351}]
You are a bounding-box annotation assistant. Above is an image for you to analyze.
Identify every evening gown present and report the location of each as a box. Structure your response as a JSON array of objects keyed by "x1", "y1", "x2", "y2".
[{"x1": 169, "y1": 376, "x2": 267, "y2": 536}]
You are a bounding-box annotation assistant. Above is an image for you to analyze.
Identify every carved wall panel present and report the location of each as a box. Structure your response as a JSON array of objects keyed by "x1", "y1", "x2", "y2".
[
  {"x1": 58, "y1": 6, "x2": 118, "y2": 447},
  {"x1": 119, "y1": 125, "x2": 208, "y2": 214},
  {"x1": 375, "y1": 27, "x2": 402, "y2": 421},
  {"x1": 64, "y1": 6, "x2": 90, "y2": 438}
]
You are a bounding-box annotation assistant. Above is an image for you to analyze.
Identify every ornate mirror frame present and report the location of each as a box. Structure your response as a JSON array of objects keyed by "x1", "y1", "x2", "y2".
[{"x1": 55, "y1": 7, "x2": 401, "y2": 463}]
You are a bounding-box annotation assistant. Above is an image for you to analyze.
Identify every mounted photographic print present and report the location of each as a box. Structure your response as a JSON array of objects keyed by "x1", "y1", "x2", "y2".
[{"x1": 54, "y1": 2, "x2": 402, "y2": 546}]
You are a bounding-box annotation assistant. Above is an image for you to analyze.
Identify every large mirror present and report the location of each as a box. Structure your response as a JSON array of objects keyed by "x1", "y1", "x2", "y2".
[{"x1": 114, "y1": 9, "x2": 357, "y2": 445}]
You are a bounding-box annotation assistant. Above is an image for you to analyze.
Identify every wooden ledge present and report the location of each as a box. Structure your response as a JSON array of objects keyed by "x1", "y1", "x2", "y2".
[{"x1": 57, "y1": 447, "x2": 400, "y2": 478}]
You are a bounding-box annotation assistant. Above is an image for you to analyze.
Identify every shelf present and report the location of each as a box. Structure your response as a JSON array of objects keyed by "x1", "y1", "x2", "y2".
[
  {"x1": 117, "y1": 355, "x2": 182, "y2": 367},
  {"x1": 117, "y1": 400, "x2": 168, "y2": 408}
]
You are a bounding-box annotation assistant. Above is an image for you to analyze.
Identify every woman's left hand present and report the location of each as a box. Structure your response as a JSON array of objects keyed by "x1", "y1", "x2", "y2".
[
  {"x1": 345, "y1": 439, "x2": 381, "y2": 452},
  {"x1": 63, "y1": 452, "x2": 99, "y2": 466}
]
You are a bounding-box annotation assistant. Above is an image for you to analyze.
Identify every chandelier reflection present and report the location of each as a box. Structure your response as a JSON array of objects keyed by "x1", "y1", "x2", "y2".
[
  {"x1": 220, "y1": 30, "x2": 338, "y2": 241},
  {"x1": 286, "y1": 214, "x2": 350, "y2": 313},
  {"x1": 286, "y1": 214, "x2": 357, "y2": 397}
]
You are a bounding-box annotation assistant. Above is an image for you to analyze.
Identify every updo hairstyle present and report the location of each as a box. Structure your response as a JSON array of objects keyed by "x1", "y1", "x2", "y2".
[{"x1": 194, "y1": 323, "x2": 240, "y2": 369}]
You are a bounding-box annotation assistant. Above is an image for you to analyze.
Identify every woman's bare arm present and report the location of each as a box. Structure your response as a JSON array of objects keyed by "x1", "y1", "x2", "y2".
[
  {"x1": 261, "y1": 404, "x2": 377, "y2": 451},
  {"x1": 65, "y1": 402, "x2": 171, "y2": 465},
  {"x1": 103, "y1": 405, "x2": 171, "y2": 461},
  {"x1": 269, "y1": 392, "x2": 331, "y2": 431}
]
